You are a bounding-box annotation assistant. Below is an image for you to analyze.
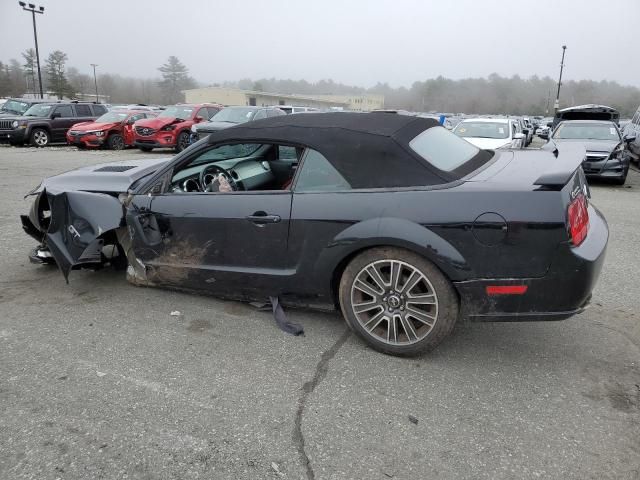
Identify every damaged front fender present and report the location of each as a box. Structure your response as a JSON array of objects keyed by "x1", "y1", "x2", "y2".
[{"x1": 45, "y1": 190, "x2": 125, "y2": 282}]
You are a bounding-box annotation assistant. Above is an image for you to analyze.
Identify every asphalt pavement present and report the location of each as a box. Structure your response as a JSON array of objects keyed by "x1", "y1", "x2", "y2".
[{"x1": 0, "y1": 143, "x2": 639, "y2": 480}]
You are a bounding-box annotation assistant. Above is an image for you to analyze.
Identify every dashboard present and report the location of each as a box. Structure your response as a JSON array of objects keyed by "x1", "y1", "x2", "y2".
[{"x1": 170, "y1": 158, "x2": 275, "y2": 192}]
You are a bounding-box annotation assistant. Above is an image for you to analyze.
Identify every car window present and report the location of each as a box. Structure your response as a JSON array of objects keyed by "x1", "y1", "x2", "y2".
[
  {"x1": 253, "y1": 109, "x2": 267, "y2": 121},
  {"x1": 410, "y1": 126, "x2": 480, "y2": 171},
  {"x1": 295, "y1": 149, "x2": 351, "y2": 192},
  {"x1": 278, "y1": 146, "x2": 298, "y2": 160},
  {"x1": 55, "y1": 105, "x2": 74, "y2": 118},
  {"x1": 92, "y1": 104, "x2": 107, "y2": 116},
  {"x1": 130, "y1": 113, "x2": 146, "y2": 123},
  {"x1": 195, "y1": 108, "x2": 210, "y2": 120},
  {"x1": 75, "y1": 104, "x2": 92, "y2": 116},
  {"x1": 553, "y1": 123, "x2": 621, "y2": 141},
  {"x1": 189, "y1": 144, "x2": 263, "y2": 167},
  {"x1": 267, "y1": 109, "x2": 285, "y2": 117}
]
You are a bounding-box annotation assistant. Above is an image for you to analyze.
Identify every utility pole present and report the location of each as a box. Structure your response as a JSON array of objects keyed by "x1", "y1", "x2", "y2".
[
  {"x1": 18, "y1": 2, "x2": 45, "y2": 98},
  {"x1": 554, "y1": 45, "x2": 567, "y2": 113},
  {"x1": 90, "y1": 64, "x2": 99, "y2": 103}
]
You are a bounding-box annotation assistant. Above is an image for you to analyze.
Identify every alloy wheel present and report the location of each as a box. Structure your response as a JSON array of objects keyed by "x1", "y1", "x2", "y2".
[
  {"x1": 33, "y1": 130, "x2": 48, "y2": 146},
  {"x1": 178, "y1": 133, "x2": 190, "y2": 151},
  {"x1": 111, "y1": 135, "x2": 124, "y2": 150},
  {"x1": 350, "y1": 259, "x2": 439, "y2": 345}
]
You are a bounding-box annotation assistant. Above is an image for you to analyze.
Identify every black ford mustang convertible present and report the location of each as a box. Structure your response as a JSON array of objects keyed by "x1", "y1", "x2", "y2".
[{"x1": 21, "y1": 113, "x2": 608, "y2": 356}]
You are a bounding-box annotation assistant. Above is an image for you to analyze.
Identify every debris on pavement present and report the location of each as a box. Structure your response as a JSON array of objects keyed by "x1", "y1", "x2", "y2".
[
  {"x1": 408, "y1": 415, "x2": 418, "y2": 425},
  {"x1": 271, "y1": 462, "x2": 284, "y2": 476},
  {"x1": 96, "y1": 371, "x2": 107, "y2": 377},
  {"x1": 170, "y1": 311, "x2": 181, "y2": 317},
  {"x1": 269, "y1": 296, "x2": 304, "y2": 336}
]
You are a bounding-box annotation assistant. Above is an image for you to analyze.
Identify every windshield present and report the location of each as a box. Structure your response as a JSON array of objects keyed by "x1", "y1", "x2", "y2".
[
  {"x1": 210, "y1": 107, "x2": 256, "y2": 124},
  {"x1": 96, "y1": 111, "x2": 129, "y2": 123},
  {"x1": 159, "y1": 106, "x2": 195, "y2": 120},
  {"x1": 23, "y1": 104, "x2": 54, "y2": 117},
  {"x1": 1, "y1": 99, "x2": 31, "y2": 115},
  {"x1": 410, "y1": 126, "x2": 481, "y2": 172},
  {"x1": 553, "y1": 123, "x2": 620, "y2": 141},
  {"x1": 454, "y1": 121, "x2": 510, "y2": 139},
  {"x1": 191, "y1": 143, "x2": 263, "y2": 167}
]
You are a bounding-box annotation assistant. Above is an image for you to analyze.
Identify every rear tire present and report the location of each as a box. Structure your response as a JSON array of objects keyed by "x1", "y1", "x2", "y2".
[
  {"x1": 338, "y1": 247, "x2": 458, "y2": 356},
  {"x1": 107, "y1": 134, "x2": 125, "y2": 150},
  {"x1": 30, "y1": 128, "x2": 50, "y2": 147}
]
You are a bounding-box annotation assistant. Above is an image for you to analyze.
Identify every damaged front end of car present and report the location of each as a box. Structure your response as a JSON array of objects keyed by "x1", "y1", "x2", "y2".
[{"x1": 21, "y1": 189, "x2": 127, "y2": 282}]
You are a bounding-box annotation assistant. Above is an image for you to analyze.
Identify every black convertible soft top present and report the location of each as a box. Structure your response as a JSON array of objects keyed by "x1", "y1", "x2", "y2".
[
  {"x1": 204, "y1": 113, "x2": 468, "y2": 188},
  {"x1": 208, "y1": 111, "x2": 434, "y2": 138}
]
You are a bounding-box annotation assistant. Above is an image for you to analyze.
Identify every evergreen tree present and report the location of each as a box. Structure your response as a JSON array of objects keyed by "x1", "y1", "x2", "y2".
[
  {"x1": 158, "y1": 56, "x2": 195, "y2": 104},
  {"x1": 22, "y1": 48, "x2": 38, "y2": 95},
  {"x1": 45, "y1": 50, "x2": 73, "y2": 99}
]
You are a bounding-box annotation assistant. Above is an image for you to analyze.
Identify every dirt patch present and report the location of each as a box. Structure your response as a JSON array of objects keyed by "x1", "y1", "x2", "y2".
[{"x1": 187, "y1": 319, "x2": 212, "y2": 333}]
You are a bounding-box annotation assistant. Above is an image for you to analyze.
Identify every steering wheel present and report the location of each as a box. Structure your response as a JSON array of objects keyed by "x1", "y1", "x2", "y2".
[{"x1": 200, "y1": 164, "x2": 239, "y2": 192}]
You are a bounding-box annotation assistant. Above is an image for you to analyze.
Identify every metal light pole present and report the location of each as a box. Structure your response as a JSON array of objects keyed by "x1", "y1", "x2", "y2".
[
  {"x1": 18, "y1": 2, "x2": 45, "y2": 98},
  {"x1": 554, "y1": 45, "x2": 567, "y2": 112},
  {"x1": 90, "y1": 63, "x2": 99, "y2": 103}
]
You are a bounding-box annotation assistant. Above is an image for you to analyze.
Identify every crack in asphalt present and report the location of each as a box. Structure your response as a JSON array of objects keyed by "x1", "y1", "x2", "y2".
[{"x1": 293, "y1": 329, "x2": 351, "y2": 480}]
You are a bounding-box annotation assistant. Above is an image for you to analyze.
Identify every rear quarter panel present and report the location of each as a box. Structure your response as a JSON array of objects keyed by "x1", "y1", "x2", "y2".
[{"x1": 288, "y1": 187, "x2": 567, "y2": 299}]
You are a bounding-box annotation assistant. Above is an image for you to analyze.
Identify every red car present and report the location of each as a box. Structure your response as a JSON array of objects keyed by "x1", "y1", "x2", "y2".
[
  {"x1": 133, "y1": 103, "x2": 222, "y2": 152},
  {"x1": 67, "y1": 110, "x2": 158, "y2": 150}
]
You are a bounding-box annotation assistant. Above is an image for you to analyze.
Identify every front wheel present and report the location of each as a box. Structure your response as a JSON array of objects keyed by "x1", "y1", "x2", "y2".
[
  {"x1": 30, "y1": 128, "x2": 50, "y2": 147},
  {"x1": 175, "y1": 131, "x2": 190, "y2": 152},
  {"x1": 107, "y1": 133, "x2": 125, "y2": 150},
  {"x1": 339, "y1": 247, "x2": 458, "y2": 356}
]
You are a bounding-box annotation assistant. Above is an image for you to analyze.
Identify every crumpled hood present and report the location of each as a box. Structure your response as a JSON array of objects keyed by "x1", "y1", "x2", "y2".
[
  {"x1": 463, "y1": 137, "x2": 513, "y2": 150},
  {"x1": 552, "y1": 138, "x2": 619, "y2": 153},
  {"x1": 31, "y1": 157, "x2": 172, "y2": 195},
  {"x1": 69, "y1": 121, "x2": 120, "y2": 132},
  {"x1": 135, "y1": 116, "x2": 185, "y2": 130}
]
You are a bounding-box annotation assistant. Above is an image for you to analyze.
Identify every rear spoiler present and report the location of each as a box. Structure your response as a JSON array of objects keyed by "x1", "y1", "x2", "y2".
[{"x1": 534, "y1": 142, "x2": 586, "y2": 188}]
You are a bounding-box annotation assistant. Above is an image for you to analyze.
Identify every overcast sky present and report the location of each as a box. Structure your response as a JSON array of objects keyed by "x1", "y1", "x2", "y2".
[{"x1": 1, "y1": 0, "x2": 638, "y2": 88}]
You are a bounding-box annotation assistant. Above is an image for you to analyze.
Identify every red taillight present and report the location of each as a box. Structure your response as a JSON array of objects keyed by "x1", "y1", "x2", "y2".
[
  {"x1": 486, "y1": 285, "x2": 528, "y2": 295},
  {"x1": 568, "y1": 194, "x2": 589, "y2": 246}
]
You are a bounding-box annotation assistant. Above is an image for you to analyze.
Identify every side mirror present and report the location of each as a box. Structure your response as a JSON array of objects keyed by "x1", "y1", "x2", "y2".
[
  {"x1": 194, "y1": 116, "x2": 205, "y2": 123},
  {"x1": 624, "y1": 134, "x2": 636, "y2": 143},
  {"x1": 51, "y1": 112, "x2": 61, "y2": 119}
]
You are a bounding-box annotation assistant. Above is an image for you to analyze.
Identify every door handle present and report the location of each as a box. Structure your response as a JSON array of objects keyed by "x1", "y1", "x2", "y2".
[{"x1": 246, "y1": 212, "x2": 281, "y2": 224}]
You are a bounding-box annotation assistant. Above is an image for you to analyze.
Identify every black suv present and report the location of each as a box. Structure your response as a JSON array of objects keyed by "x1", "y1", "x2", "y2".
[{"x1": 0, "y1": 102, "x2": 107, "y2": 147}]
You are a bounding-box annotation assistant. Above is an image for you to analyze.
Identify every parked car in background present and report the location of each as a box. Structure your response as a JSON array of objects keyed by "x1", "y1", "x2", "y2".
[
  {"x1": 0, "y1": 102, "x2": 107, "y2": 147},
  {"x1": 109, "y1": 104, "x2": 162, "y2": 112},
  {"x1": 192, "y1": 106, "x2": 286, "y2": 141},
  {"x1": 453, "y1": 118, "x2": 525, "y2": 149},
  {"x1": 536, "y1": 123, "x2": 552, "y2": 139},
  {"x1": 0, "y1": 98, "x2": 52, "y2": 118},
  {"x1": 624, "y1": 105, "x2": 640, "y2": 164},
  {"x1": 133, "y1": 103, "x2": 221, "y2": 152},
  {"x1": 277, "y1": 105, "x2": 319, "y2": 114},
  {"x1": 67, "y1": 109, "x2": 158, "y2": 150},
  {"x1": 552, "y1": 104, "x2": 619, "y2": 130},
  {"x1": 549, "y1": 120, "x2": 632, "y2": 185},
  {"x1": 21, "y1": 113, "x2": 607, "y2": 356}
]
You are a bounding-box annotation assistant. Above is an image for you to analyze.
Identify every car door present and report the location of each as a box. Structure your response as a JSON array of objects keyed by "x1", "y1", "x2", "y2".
[
  {"x1": 50, "y1": 104, "x2": 75, "y2": 141},
  {"x1": 123, "y1": 113, "x2": 146, "y2": 145},
  {"x1": 125, "y1": 143, "x2": 293, "y2": 298}
]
